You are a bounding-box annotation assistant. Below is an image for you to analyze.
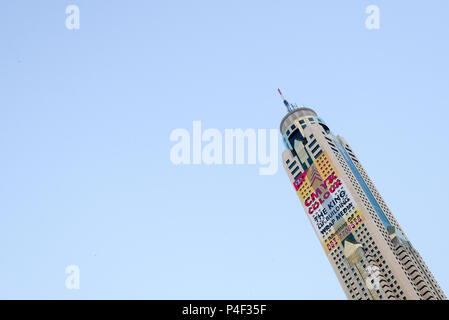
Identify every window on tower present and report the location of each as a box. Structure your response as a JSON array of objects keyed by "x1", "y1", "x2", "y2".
[
  {"x1": 291, "y1": 167, "x2": 299, "y2": 175},
  {"x1": 288, "y1": 129, "x2": 305, "y2": 148},
  {"x1": 319, "y1": 122, "x2": 331, "y2": 134},
  {"x1": 311, "y1": 145, "x2": 320, "y2": 154},
  {"x1": 288, "y1": 161, "x2": 297, "y2": 169}
]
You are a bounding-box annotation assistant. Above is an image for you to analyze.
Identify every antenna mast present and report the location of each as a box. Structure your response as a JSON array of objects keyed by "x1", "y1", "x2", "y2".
[{"x1": 278, "y1": 88, "x2": 294, "y2": 112}]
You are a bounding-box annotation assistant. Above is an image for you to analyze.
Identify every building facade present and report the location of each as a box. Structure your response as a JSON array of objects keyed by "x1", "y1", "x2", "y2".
[{"x1": 280, "y1": 100, "x2": 446, "y2": 300}]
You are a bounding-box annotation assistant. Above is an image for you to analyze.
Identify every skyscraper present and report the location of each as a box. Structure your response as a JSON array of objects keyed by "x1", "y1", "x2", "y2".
[{"x1": 279, "y1": 90, "x2": 446, "y2": 300}]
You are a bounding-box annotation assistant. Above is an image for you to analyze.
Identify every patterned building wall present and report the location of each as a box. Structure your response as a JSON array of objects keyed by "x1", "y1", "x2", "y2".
[
  {"x1": 282, "y1": 118, "x2": 400, "y2": 299},
  {"x1": 281, "y1": 112, "x2": 446, "y2": 300},
  {"x1": 337, "y1": 136, "x2": 447, "y2": 300}
]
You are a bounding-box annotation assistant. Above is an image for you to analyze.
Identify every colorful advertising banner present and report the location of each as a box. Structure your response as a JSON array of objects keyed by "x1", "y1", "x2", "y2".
[{"x1": 293, "y1": 150, "x2": 364, "y2": 254}]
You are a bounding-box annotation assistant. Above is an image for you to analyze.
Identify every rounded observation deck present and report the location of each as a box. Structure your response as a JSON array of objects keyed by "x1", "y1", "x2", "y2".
[{"x1": 280, "y1": 107, "x2": 317, "y2": 134}]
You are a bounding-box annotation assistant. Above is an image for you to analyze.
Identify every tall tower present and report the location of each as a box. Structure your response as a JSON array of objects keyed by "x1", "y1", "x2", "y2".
[{"x1": 279, "y1": 90, "x2": 446, "y2": 300}]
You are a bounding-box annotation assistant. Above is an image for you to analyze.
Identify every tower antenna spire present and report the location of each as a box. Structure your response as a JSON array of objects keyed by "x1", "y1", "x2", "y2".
[{"x1": 278, "y1": 88, "x2": 292, "y2": 112}]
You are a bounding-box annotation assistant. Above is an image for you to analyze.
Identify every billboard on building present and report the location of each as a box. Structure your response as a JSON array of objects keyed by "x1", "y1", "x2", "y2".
[{"x1": 293, "y1": 150, "x2": 364, "y2": 254}]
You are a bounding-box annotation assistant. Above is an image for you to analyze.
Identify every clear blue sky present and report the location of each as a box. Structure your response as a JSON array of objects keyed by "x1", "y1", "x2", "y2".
[{"x1": 1, "y1": 0, "x2": 448, "y2": 299}]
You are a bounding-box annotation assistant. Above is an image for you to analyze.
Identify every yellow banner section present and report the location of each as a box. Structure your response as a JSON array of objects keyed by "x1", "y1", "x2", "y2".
[
  {"x1": 293, "y1": 151, "x2": 364, "y2": 254},
  {"x1": 324, "y1": 209, "x2": 364, "y2": 254}
]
